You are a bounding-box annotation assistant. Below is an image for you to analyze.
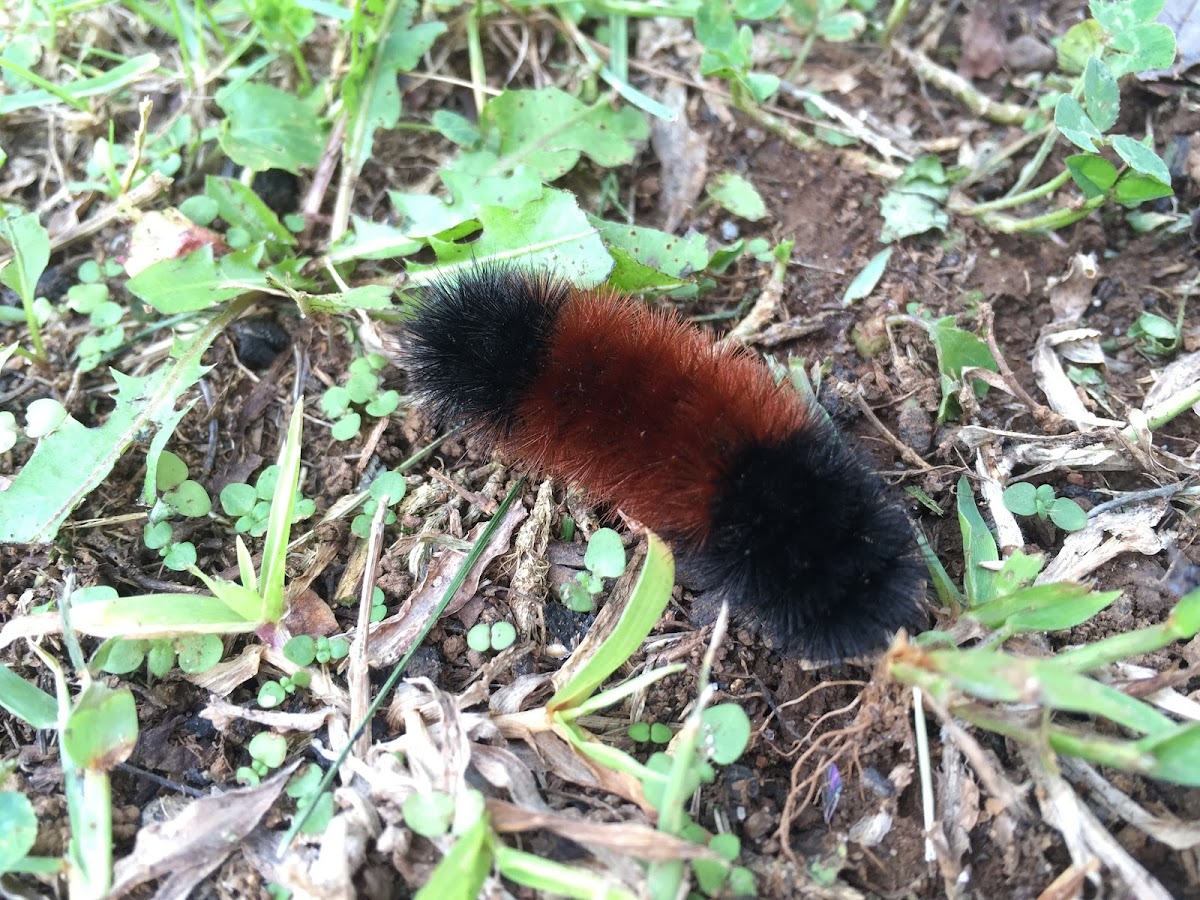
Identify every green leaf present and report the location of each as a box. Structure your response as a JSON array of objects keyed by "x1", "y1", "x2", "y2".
[
  {"x1": 156, "y1": 450, "x2": 189, "y2": 492},
  {"x1": 0, "y1": 791, "x2": 38, "y2": 872},
  {"x1": 1002, "y1": 482, "x2": 1038, "y2": 516},
  {"x1": 1082, "y1": 56, "x2": 1119, "y2": 132},
  {"x1": 143, "y1": 521, "x2": 173, "y2": 550},
  {"x1": 220, "y1": 482, "x2": 257, "y2": 517},
  {"x1": 162, "y1": 480, "x2": 211, "y2": 517},
  {"x1": 925, "y1": 316, "x2": 998, "y2": 422},
  {"x1": 0, "y1": 53, "x2": 159, "y2": 115},
  {"x1": 490, "y1": 621, "x2": 516, "y2": 651},
  {"x1": 957, "y1": 476, "x2": 999, "y2": 606},
  {"x1": 707, "y1": 172, "x2": 768, "y2": 221},
  {"x1": 584, "y1": 528, "x2": 627, "y2": 579},
  {"x1": 248, "y1": 731, "x2": 288, "y2": 768},
  {"x1": 1065, "y1": 154, "x2": 1119, "y2": 197},
  {"x1": 549, "y1": 533, "x2": 675, "y2": 712},
  {"x1": 1114, "y1": 172, "x2": 1174, "y2": 206},
  {"x1": 283, "y1": 635, "x2": 317, "y2": 667},
  {"x1": 95, "y1": 638, "x2": 147, "y2": 676},
  {"x1": 1054, "y1": 96, "x2": 1103, "y2": 152},
  {"x1": 0, "y1": 213, "x2": 50, "y2": 306},
  {"x1": 69, "y1": 592, "x2": 261, "y2": 638},
  {"x1": 702, "y1": 703, "x2": 751, "y2": 764},
  {"x1": 969, "y1": 583, "x2": 1120, "y2": 632},
  {"x1": 481, "y1": 87, "x2": 649, "y2": 181},
  {"x1": 214, "y1": 82, "x2": 326, "y2": 174},
  {"x1": 1109, "y1": 23, "x2": 1176, "y2": 77},
  {"x1": 204, "y1": 176, "x2": 296, "y2": 248},
  {"x1": 127, "y1": 245, "x2": 268, "y2": 313},
  {"x1": 842, "y1": 248, "x2": 892, "y2": 306},
  {"x1": 258, "y1": 402, "x2": 304, "y2": 623},
  {"x1": 0, "y1": 324, "x2": 215, "y2": 542},
  {"x1": 175, "y1": 634, "x2": 223, "y2": 673},
  {"x1": 62, "y1": 683, "x2": 138, "y2": 770},
  {"x1": 370, "y1": 471, "x2": 407, "y2": 505},
  {"x1": 163, "y1": 541, "x2": 197, "y2": 571},
  {"x1": 1057, "y1": 20, "x2": 1104, "y2": 73},
  {"x1": 1048, "y1": 497, "x2": 1088, "y2": 531},
  {"x1": 431, "y1": 109, "x2": 481, "y2": 147},
  {"x1": 344, "y1": 11, "x2": 445, "y2": 177},
  {"x1": 409, "y1": 189, "x2": 613, "y2": 288},
  {"x1": 1139, "y1": 722, "x2": 1200, "y2": 786},
  {"x1": 0, "y1": 664, "x2": 57, "y2": 729},
  {"x1": 817, "y1": 10, "x2": 866, "y2": 41},
  {"x1": 403, "y1": 791, "x2": 456, "y2": 838},
  {"x1": 466, "y1": 623, "x2": 491, "y2": 653},
  {"x1": 413, "y1": 810, "x2": 492, "y2": 900},
  {"x1": 146, "y1": 639, "x2": 175, "y2": 677},
  {"x1": 493, "y1": 843, "x2": 639, "y2": 900},
  {"x1": 1111, "y1": 135, "x2": 1172, "y2": 184},
  {"x1": 23, "y1": 398, "x2": 67, "y2": 439}
]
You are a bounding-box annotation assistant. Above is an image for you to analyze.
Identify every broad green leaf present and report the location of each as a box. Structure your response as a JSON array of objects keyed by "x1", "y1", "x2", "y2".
[
  {"x1": 1109, "y1": 23, "x2": 1176, "y2": 77},
  {"x1": 291, "y1": 284, "x2": 394, "y2": 313},
  {"x1": 549, "y1": 533, "x2": 675, "y2": 712},
  {"x1": 584, "y1": 528, "x2": 627, "y2": 579},
  {"x1": 0, "y1": 791, "x2": 38, "y2": 872},
  {"x1": 204, "y1": 176, "x2": 295, "y2": 247},
  {"x1": 62, "y1": 683, "x2": 137, "y2": 770},
  {"x1": 156, "y1": 450, "x2": 189, "y2": 491},
  {"x1": 702, "y1": 703, "x2": 751, "y2": 764},
  {"x1": 0, "y1": 664, "x2": 57, "y2": 729},
  {"x1": 956, "y1": 476, "x2": 998, "y2": 606},
  {"x1": 1114, "y1": 171, "x2": 1175, "y2": 206},
  {"x1": 24, "y1": 398, "x2": 67, "y2": 438},
  {"x1": 409, "y1": 189, "x2": 613, "y2": 287},
  {"x1": 707, "y1": 172, "x2": 767, "y2": 221},
  {"x1": 0, "y1": 213, "x2": 50, "y2": 305},
  {"x1": 1111, "y1": 135, "x2": 1172, "y2": 184},
  {"x1": 842, "y1": 248, "x2": 891, "y2": 306},
  {"x1": 1082, "y1": 57, "x2": 1120, "y2": 131},
  {"x1": 1002, "y1": 482, "x2": 1038, "y2": 516},
  {"x1": 1048, "y1": 498, "x2": 1088, "y2": 531},
  {"x1": 817, "y1": 10, "x2": 866, "y2": 41},
  {"x1": 592, "y1": 220, "x2": 707, "y2": 284},
  {"x1": 127, "y1": 245, "x2": 268, "y2": 313},
  {"x1": 215, "y1": 82, "x2": 325, "y2": 173},
  {"x1": 327, "y1": 216, "x2": 425, "y2": 263},
  {"x1": 0, "y1": 330, "x2": 216, "y2": 543},
  {"x1": 1055, "y1": 96, "x2": 1103, "y2": 152},
  {"x1": 1056, "y1": 20, "x2": 1103, "y2": 73},
  {"x1": 441, "y1": 152, "x2": 545, "y2": 210},
  {"x1": 1065, "y1": 154, "x2": 1119, "y2": 197},
  {"x1": 162, "y1": 480, "x2": 211, "y2": 517},
  {"x1": 482, "y1": 87, "x2": 648, "y2": 181}
]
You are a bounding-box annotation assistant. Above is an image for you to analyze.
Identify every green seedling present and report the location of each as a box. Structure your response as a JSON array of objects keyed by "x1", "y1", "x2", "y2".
[
  {"x1": 352, "y1": 470, "x2": 406, "y2": 537},
  {"x1": 286, "y1": 765, "x2": 334, "y2": 836},
  {"x1": 888, "y1": 312, "x2": 998, "y2": 423},
  {"x1": 0, "y1": 579, "x2": 140, "y2": 894},
  {"x1": 236, "y1": 731, "x2": 288, "y2": 786},
  {"x1": 628, "y1": 721, "x2": 674, "y2": 745},
  {"x1": 560, "y1": 527, "x2": 627, "y2": 613},
  {"x1": 1127, "y1": 310, "x2": 1182, "y2": 357},
  {"x1": 403, "y1": 790, "x2": 458, "y2": 838},
  {"x1": 1002, "y1": 482, "x2": 1088, "y2": 532},
  {"x1": 321, "y1": 354, "x2": 400, "y2": 441},
  {"x1": 66, "y1": 274, "x2": 125, "y2": 372},
  {"x1": 879, "y1": 155, "x2": 952, "y2": 243},
  {"x1": 20, "y1": 402, "x2": 308, "y2": 642},
  {"x1": 705, "y1": 172, "x2": 767, "y2": 222},
  {"x1": 220, "y1": 463, "x2": 316, "y2": 536},
  {"x1": 94, "y1": 628, "x2": 224, "y2": 680},
  {"x1": 368, "y1": 586, "x2": 388, "y2": 623},
  {"x1": 0, "y1": 211, "x2": 50, "y2": 364},
  {"x1": 284, "y1": 634, "x2": 350, "y2": 667},
  {"x1": 258, "y1": 669, "x2": 312, "y2": 709},
  {"x1": 143, "y1": 449, "x2": 213, "y2": 572},
  {"x1": 899, "y1": 477, "x2": 1200, "y2": 789},
  {"x1": 466, "y1": 620, "x2": 517, "y2": 653}
]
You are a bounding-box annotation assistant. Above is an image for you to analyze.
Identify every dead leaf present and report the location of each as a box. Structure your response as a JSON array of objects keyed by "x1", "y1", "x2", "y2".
[
  {"x1": 109, "y1": 762, "x2": 299, "y2": 898},
  {"x1": 367, "y1": 500, "x2": 527, "y2": 667},
  {"x1": 958, "y1": 3, "x2": 1007, "y2": 79}
]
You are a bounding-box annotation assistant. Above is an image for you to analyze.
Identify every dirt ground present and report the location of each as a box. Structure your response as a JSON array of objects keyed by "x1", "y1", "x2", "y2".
[{"x1": 4, "y1": 3, "x2": 1200, "y2": 899}]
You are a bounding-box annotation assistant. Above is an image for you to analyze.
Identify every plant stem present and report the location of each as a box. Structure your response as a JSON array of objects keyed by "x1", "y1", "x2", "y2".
[
  {"x1": 974, "y1": 194, "x2": 1106, "y2": 233},
  {"x1": 953, "y1": 168, "x2": 1073, "y2": 216}
]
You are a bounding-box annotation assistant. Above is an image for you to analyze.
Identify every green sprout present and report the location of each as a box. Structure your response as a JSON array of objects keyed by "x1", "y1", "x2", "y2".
[
  {"x1": 560, "y1": 527, "x2": 627, "y2": 613},
  {"x1": 1002, "y1": 482, "x2": 1088, "y2": 532},
  {"x1": 321, "y1": 353, "x2": 400, "y2": 441},
  {"x1": 236, "y1": 731, "x2": 289, "y2": 786},
  {"x1": 219, "y1": 463, "x2": 316, "y2": 537}
]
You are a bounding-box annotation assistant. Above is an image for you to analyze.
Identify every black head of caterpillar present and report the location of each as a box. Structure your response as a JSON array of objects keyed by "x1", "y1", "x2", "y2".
[
  {"x1": 685, "y1": 420, "x2": 927, "y2": 662},
  {"x1": 404, "y1": 266, "x2": 569, "y2": 437}
]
